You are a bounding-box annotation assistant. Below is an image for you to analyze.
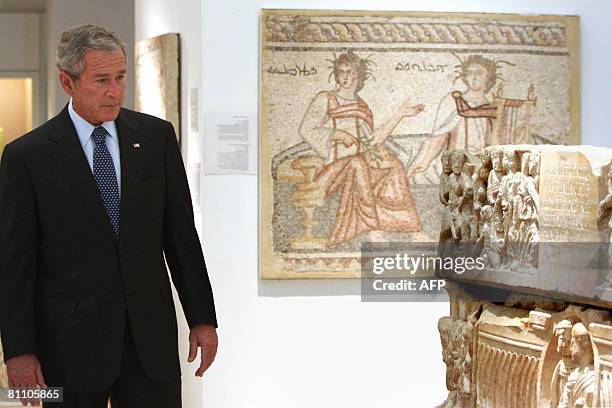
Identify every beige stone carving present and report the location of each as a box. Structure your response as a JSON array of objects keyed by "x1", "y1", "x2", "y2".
[
  {"x1": 437, "y1": 316, "x2": 474, "y2": 408},
  {"x1": 551, "y1": 319, "x2": 576, "y2": 407},
  {"x1": 440, "y1": 151, "x2": 453, "y2": 244},
  {"x1": 436, "y1": 290, "x2": 612, "y2": 408},
  {"x1": 557, "y1": 323, "x2": 596, "y2": 408},
  {"x1": 598, "y1": 166, "x2": 612, "y2": 287},
  {"x1": 438, "y1": 144, "x2": 612, "y2": 304},
  {"x1": 442, "y1": 146, "x2": 535, "y2": 266},
  {"x1": 590, "y1": 323, "x2": 612, "y2": 407},
  {"x1": 437, "y1": 144, "x2": 612, "y2": 407},
  {"x1": 436, "y1": 283, "x2": 482, "y2": 408},
  {"x1": 474, "y1": 149, "x2": 491, "y2": 239},
  {"x1": 135, "y1": 33, "x2": 180, "y2": 141},
  {"x1": 0, "y1": 343, "x2": 8, "y2": 389},
  {"x1": 479, "y1": 204, "x2": 505, "y2": 269},
  {"x1": 448, "y1": 150, "x2": 471, "y2": 242},
  {"x1": 488, "y1": 148, "x2": 505, "y2": 206},
  {"x1": 517, "y1": 151, "x2": 540, "y2": 270}
]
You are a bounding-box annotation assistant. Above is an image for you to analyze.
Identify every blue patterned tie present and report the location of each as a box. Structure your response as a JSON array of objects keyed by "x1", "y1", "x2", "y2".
[{"x1": 92, "y1": 126, "x2": 120, "y2": 237}]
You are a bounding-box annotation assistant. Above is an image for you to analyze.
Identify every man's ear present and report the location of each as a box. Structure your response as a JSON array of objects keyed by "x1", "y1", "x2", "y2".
[{"x1": 59, "y1": 71, "x2": 76, "y2": 96}]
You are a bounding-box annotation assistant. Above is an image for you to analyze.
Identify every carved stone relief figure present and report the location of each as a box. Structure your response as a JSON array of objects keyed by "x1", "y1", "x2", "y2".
[
  {"x1": 479, "y1": 204, "x2": 504, "y2": 268},
  {"x1": 598, "y1": 165, "x2": 612, "y2": 229},
  {"x1": 436, "y1": 145, "x2": 612, "y2": 408},
  {"x1": 474, "y1": 150, "x2": 490, "y2": 240},
  {"x1": 436, "y1": 289, "x2": 481, "y2": 408},
  {"x1": 508, "y1": 169, "x2": 525, "y2": 270},
  {"x1": 449, "y1": 150, "x2": 467, "y2": 241},
  {"x1": 437, "y1": 284, "x2": 612, "y2": 408},
  {"x1": 527, "y1": 151, "x2": 540, "y2": 202},
  {"x1": 487, "y1": 148, "x2": 505, "y2": 206},
  {"x1": 460, "y1": 163, "x2": 477, "y2": 242},
  {"x1": 517, "y1": 151, "x2": 540, "y2": 270},
  {"x1": 504, "y1": 151, "x2": 534, "y2": 271},
  {"x1": 440, "y1": 150, "x2": 453, "y2": 244},
  {"x1": 598, "y1": 164, "x2": 612, "y2": 287},
  {"x1": 0, "y1": 343, "x2": 8, "y2": 389},
  {"x1": 498, "y1": 148, "x2": 521, "y2": 231},
  {"x1": 551, "y1": 319, "x2": 577, "y2": 408},
  {"x1": 558, "y1": 322, "x2": 597, "y2": 408},
  {"x1": 498, "y1": 149, "x2": 522, "y2": 268},
  {"x1": 437, "y1": 317, "x2": 463, "y2": 408},
  {"x1": 440, "y1": 146, "x2": 535, "y2": 264}
]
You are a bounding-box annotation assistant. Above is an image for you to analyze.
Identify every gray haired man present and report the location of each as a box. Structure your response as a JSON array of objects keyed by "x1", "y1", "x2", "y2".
[{"x1": 0, "y1": 24, "x2": 218, "y2": 407}]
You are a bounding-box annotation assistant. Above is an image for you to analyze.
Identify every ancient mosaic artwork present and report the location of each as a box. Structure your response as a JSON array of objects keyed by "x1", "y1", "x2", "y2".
[
  {"x1": 135, "y1": 33, "x2": 181, "y2": 141},
  {"x1": 259, "y1": 10, "x2": 580, "y2": 278}
]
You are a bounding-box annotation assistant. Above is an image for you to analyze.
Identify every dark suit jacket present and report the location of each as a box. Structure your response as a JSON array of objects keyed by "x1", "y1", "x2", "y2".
[{"x1": 0, "y1": 106, "x2": 217, "y2": 391}]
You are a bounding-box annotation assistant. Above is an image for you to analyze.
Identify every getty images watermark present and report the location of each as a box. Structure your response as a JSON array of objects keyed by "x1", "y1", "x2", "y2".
[{"x1": 360, "y1": 242, "x2": 486, "y2": 302}]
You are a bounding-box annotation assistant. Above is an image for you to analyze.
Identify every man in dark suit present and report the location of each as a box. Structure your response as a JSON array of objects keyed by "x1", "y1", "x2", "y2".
[{"x1": 0, "y1": 24, "x2": 218, "y2": 407}]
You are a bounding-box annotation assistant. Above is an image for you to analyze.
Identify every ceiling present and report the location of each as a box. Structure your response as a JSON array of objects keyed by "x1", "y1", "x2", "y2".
[{"x1": 0, "y1": 0, "x2": 45, "y2": 12}]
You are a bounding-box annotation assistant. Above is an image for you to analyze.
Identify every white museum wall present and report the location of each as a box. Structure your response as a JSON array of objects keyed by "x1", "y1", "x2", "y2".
[
  {"x1": 137, "y1": 0, "x2": 612, "y2": 407},
  {"x1": 45, "y1": 0, "x2": 135, "y2": 118},
  {"x1": 135, "y1": 0, "x2": 205, "y2": 406}
]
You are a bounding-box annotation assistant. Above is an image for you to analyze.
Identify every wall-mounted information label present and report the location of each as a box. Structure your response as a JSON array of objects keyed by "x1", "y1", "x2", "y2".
[
  {"x1": 189, "y1": 162, "x2": 202, "y2": 213},
  {"x1": 204, "y1": 112, "x2": 255, "y2": 175},
  {"x1": 190, "y1": 87, "x2": 199, "y2": 133}
]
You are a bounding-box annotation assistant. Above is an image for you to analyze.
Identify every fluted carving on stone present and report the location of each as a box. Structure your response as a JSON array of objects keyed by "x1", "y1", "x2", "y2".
[{"x1": 437, "y1": 294, "x2": 612, "y2": 407}]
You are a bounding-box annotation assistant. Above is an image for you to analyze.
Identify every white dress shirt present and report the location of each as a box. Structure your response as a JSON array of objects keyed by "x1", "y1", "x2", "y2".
[{"x1": 68, "y1": 99, "x2": 121, "y2": 196}]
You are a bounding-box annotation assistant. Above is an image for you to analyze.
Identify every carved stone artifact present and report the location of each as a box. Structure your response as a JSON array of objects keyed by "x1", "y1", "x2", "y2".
[
  {"x1": 436, "y1": 144, "x2": 612, "y2": 407},
  {"x1": 437, "y1": 288, "x2": 612, "y2": 407},
  {"x1": 437, "y1": 144, "x2": 612, "y2": 306}
]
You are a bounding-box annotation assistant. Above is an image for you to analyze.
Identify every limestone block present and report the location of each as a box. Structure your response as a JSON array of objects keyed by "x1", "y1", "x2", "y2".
[
  {"x1": 437, "y1": 286, "x2": 612, "y2": 407},
  {"x1": 437, "y1": 145, "x2": 612, "y2": 308}
]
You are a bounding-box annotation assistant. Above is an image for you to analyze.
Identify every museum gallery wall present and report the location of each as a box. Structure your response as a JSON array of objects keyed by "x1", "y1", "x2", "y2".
[{"x1": 259, "y1": 9, "x2": 580, "y2": 279}]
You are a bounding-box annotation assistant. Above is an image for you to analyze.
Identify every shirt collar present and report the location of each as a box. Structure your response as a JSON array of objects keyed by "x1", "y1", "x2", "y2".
[{"x1": 68, "y1": 99, "x2": 118, "y2": 148}]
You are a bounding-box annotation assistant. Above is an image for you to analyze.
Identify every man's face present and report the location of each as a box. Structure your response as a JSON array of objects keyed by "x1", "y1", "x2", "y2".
[
  {"x1": 62, "y1": 50, "x2": 126, "y2": 125},
  {"x1": 336, "y1": 62, "x2": 359, "y2": 92},
  {"x1": 463, "y1": 63, "x2": 489, "y2": 93}
]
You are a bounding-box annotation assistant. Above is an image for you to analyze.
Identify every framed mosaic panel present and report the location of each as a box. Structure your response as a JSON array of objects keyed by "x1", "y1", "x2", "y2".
[{"x1": 259, "y1": 9, "x2": 580, "y2": 279}]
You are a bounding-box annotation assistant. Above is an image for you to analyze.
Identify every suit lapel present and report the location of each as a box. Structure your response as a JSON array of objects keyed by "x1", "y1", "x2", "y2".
[
  {"x1": 48, "y1": 106, "x2": 117, "y2": 244},
  {"x1": 116, "y1": 109, "x2": 144, "y2": 247}
]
